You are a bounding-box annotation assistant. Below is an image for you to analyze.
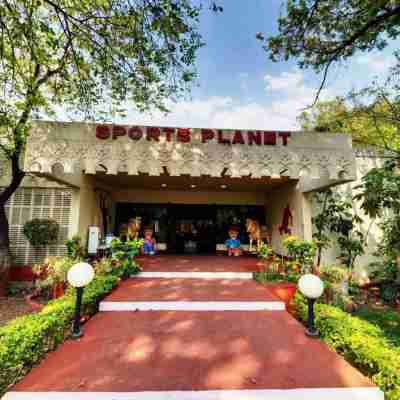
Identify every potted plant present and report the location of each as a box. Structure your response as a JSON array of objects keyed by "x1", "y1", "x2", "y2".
[
  {"x1": 32, "y1": 256, "x2": 73, "y2": 299},
  {"x1": 256, "y1": 243, "x2": 300, "y2": 308}
]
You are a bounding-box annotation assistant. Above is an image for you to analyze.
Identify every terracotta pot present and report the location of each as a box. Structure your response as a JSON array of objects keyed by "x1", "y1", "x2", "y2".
[
  {"x1": 52, "y1": 282, "x2": 66, "y2": 299},
  {"x1": 269, "y1": 283, "x2": 297, "y2": 309},
  {"x1": 25, "y1": 292, "x2": 44, "y2": 312}
]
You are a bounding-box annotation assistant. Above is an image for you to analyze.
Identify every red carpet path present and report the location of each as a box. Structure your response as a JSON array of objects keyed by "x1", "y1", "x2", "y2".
[{"x1": 5, "y1": 255, "x2": 380, "y2": 398}]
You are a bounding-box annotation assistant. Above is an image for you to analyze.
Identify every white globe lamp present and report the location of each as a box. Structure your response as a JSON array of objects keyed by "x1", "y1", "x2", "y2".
[
  {"x1": 67, "y1": 262, "x2": 95, "y2": 288},
  {"x1": 67, "y1": 262, "x2": 95, "y2": 339},
  {"x1": 298, "y1": 274, "x2": 324, "y2": 337},
  {"x1": 298, "y1": 274, "x2": 324, "y2": 299}
]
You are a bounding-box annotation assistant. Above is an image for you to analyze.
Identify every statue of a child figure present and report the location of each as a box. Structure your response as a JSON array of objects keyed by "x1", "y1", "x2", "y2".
[
  {"x1": 225, "y1": 225, "x2": 242, "y2": 256},
  {"x1": 142, "y1": 226, "x2": 157, "y2": 255}
]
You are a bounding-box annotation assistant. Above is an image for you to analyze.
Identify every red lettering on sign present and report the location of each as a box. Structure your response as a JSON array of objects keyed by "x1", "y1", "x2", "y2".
[
  {"x1": 95, "y1": 125, "x2": 290, "y2": 146},
  {"x1": 96, "y1": 125, "x2": 111, "y2": 139},
  {"x1": 112, "y1": 125, "x2": 126, "y2": 140},
  {"x1": 201, "y1": 129, "x2": 214, "y2": 143},
  {"x1": 146, "y1": 127, "x2": 161, "y2": 141},
  {"x1": 279, "y1": 132, "x2": 291, "y2": 146},
  {"x1": 263, "y1": 132, "x2": 276, "y2": 146},
  {"x1": 218, "y1": 130, "x2": 231, "y2": 145},
  {"x1": 162, "y1": 127, "x2": 175, "y2": 142},
  {"x1": 177, "y1": 128, "x2": 190, "y2": 143},
  {"x1": 128, "y1": 126, "x2": 143, "y2": 141},
  {"x1": 232, "y1": 130, "x2": 245, "y2": 145},
  {"x1": 247, "y1": 131, "x2": 261, "y2": 146}
]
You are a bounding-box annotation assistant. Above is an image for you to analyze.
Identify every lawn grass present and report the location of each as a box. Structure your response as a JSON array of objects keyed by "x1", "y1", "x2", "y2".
[{"x1": 353, "y1": 305, "x2": 400, "y2": 348}]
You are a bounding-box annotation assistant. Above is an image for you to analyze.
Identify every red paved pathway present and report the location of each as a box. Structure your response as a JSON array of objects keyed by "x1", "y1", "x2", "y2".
[
  {"x1": 105, "y1": 278, "x2": 280, "y2": 302},
  {"x1": 136, "y1": 255, "x2": 266, "y2": 272},
  {"x1": 13, "y1": 311, "x2": 373, "y2": 392},
  {"x1": 5, "y1": 255, "x2": 379, "y2": 398}
]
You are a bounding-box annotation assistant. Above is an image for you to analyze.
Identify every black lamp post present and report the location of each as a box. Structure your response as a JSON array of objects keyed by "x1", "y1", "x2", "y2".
[
  {"x1": 298, "y1": 274, "x2": 324, "y2": 338},
  {"x1": 67, "y1": 262, "x2": 95, "y2": 339}
]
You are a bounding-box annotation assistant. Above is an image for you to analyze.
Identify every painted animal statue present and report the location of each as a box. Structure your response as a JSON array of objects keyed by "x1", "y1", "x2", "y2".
[
  {"x1": 246, "y1": 218, "x2": 270, "y2": 252},
  {"x1": 127, "y1": 216, "x2": 142, "y2": 241}
]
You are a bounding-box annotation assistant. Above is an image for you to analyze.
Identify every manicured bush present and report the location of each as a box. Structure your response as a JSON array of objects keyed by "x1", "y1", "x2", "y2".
[
  {"x1": 294, "y1": 293, "x2": 400, "y2": 400},
  {"x1": 0, "y1": 274, "x2": 119, "y2": 395},
  {"x1": 23, "y1": 219, "x2": 59, "y2": 247}
]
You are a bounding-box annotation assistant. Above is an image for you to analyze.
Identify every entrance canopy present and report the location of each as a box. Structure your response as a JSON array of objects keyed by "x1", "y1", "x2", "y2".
[{"x1": 24, "y1": 121, "x2": 357, "y2": 189}]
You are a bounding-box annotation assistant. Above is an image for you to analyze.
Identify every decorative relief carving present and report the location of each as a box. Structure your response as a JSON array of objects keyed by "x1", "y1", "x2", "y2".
[{"x1": 24, "y1": 133, "x2": 357, "y2": 181}]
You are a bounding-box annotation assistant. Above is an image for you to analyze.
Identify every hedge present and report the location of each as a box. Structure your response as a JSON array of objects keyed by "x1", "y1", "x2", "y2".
[
  {"x1": 294, "y1": 293, "x2": 400, "y2": 400},
  {"x1": 0, "y1": 274, "x2": 119, "y2": 395}
]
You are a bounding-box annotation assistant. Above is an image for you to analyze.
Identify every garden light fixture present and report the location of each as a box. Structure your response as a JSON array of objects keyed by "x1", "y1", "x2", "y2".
[
  {"x1": 298, "y1": 274, "x2": 324, "y2": 338},
  {"x1": 67, "y1": 262, "x2": 95, "y2": 339}
]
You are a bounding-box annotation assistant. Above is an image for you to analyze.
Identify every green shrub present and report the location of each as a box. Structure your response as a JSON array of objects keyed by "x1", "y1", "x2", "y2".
[
  {"x1": 23, "y1": 219, "x2": 59, "y2": 247},
  {"x1": 0, "y1": 274, "x2": 118, "y2": 395},
  {"x1": 65, "y1": 235, "x2": 86, "y2": 260},
  {"x1": 294, "y1": 293, "x2": 400, "y2": 399}
]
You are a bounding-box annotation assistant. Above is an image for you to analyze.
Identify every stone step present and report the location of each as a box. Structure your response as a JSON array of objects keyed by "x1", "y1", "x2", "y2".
[
  {"x1": 105, "y1": 278, "x2": 279, "y2": 302},
  {"x1": 133, "y1": 272, "x2": 253, "y2": 279},
  {"x1": 2, "y1": 388, "x2": 384, "y2": 400},
  {"x1": 136, "y1": 255, "x2": 264, "y2": 273},
  {"x1": 99, "y1": 301, "x2": 286, "y2": 311}
]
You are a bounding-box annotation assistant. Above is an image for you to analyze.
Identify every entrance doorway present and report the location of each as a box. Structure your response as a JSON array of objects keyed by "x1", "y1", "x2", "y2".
[{"x1": 115, "y1": 203, "x2": 266, "y2": 254}]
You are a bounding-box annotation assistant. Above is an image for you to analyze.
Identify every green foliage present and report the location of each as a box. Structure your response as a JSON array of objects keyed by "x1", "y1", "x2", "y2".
[
  {"x1": 256, "y1": 242, "x2": 301, "y2": 283},
  {"x1": 22, "y1": 219, "x2": 59, "y2": 248},
  {"x1": 65, "y1": 236, "x2": 85, "y2": 260},
  {"x1": 319, "y1": 264, "x2": 350, "y2": 284},
  {"x1": 0, "y1": 273, "x2": 119, "y2": 395},
  {"x1": 255, "y1": 268, "x2": 300, "y2": 284},
  {"x1": 380, "y1": 283, "x2": 400, "y2": 307},
  {"x1": 283, "y1": 235, "x2": 316, "y2": 273},
  {"x1": 294, "y1": 293, "x2": 400, "y2": 399},
  {"x1": 32, "y1": 256, "x2": 74, "y2": 291},
  {"x1": 312, "y1": 190, "x2": 365, "y2": 269},
  {"x1": 369, "y1": 259, "x2": 398, "y2": 283},
  {"x1": 110, "y1": 238, "x2": 143, "y2": 278},
  {"x1": 355, "y1": 159, "x2": 400, "y2": 303},
  {"x1": 354, "y1": 307, "x2": 400, "y2": 348},
  {"x1": 263, "y1": 1, "x2": 400, "y2": 74},
  {"x1": 0, "y1": 1, "x2": 203, "y2": 160},
  {"x1": 355, "y1": 159, "x2": 400, "y2": 219},
  {"x1": 298, "y1": 98, "x2": 400, "y2": 152},
  {"x1": 257, "y1": 242, "x2": 273, "y2": 259}
]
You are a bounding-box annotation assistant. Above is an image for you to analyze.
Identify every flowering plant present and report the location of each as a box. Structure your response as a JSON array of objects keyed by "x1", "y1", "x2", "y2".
[{"x1": 283, "y1": 235, "x2": 316, "y2": 273}]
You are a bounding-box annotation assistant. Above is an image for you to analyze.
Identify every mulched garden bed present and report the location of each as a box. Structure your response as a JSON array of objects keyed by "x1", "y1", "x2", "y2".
[{"x1": 0, "y1": 291, "x2": 48, "y2": 327}]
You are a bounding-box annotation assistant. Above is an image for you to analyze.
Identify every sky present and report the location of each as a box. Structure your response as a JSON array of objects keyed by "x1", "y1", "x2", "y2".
[{"x1": 120, "y1": 1, "x2": 397, "y2": 131}]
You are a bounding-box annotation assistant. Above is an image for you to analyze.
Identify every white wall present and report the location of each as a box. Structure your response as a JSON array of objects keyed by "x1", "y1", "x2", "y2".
[
  {"x1": 267, "y1": 182, "x2": 312, "y2": 254},
  {"x1": 312, "y1": 151, "x2": 385, "y2": 274}
]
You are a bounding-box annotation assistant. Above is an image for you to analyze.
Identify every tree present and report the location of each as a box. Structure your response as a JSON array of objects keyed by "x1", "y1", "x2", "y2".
[
  {"x1": 0, "y1": 0, "x2": 203, "y2": 293},
  {"x1": 354, "y1": 159, "x2": 400, "y2": 290},
  {"x1": 312, "y1": 189, "x2": 364, "y2": 270},
  {"x1": 261, "y1": 1, "x2": 400, "y2": 102},
  {"x1": 298, "y1": 97, "x2": 400, "y2": 153}
]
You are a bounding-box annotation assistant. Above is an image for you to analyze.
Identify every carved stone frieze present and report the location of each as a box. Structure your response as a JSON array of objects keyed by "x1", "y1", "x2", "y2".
[{"x1": 23, "y1": 122, "x2": 357, "y2": 182}]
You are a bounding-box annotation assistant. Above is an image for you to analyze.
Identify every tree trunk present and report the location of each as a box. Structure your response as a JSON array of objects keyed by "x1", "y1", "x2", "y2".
[
  {"x1": 0, "y1": 154, "x2": 25, "y2": 296},
  {"x1": 0, "y1": 202, "x2": 11, "y2": 296}
]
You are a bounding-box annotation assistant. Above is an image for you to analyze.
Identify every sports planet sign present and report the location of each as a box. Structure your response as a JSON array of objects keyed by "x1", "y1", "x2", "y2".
[{"x1": 96, "y1": 125, "x2": 291, "y2": 146}]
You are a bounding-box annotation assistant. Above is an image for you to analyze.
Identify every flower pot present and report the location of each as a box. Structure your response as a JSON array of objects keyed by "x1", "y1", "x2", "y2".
[
  {"x1": 269, "y1": 283, "x2": 297, "y2": 309},
  {"x1": 25, "y1": 292, "x2": 44, "y2": 312},
  {"x1": 51, "y1": 282, "x2": 66, "y2": 299}
]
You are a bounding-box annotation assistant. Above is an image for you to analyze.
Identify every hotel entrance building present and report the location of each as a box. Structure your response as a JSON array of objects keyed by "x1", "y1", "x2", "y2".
[{"x1": 1, "y1": 120, "x2": 358, "y2": 265}]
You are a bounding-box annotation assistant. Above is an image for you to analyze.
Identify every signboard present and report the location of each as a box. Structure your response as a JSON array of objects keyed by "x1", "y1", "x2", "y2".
[
  {"x1": 96, "y1": 125, "x2": 291, "y2": 146},
  {"x1": 87, "y1": 225, "x2": 100, "y2": 256}
]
